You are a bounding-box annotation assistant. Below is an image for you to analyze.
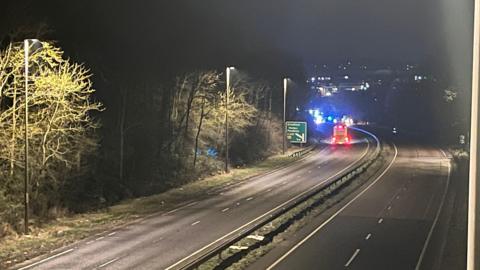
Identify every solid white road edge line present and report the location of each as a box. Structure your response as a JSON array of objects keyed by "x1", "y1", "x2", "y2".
[
  {"x1": 265, "y1": 143, "x2": 397, "y2": 270},
  {"x1": 414, "y1": 148, "x2": 451, "y2": 270},
  {"x1": 164, "y1": 138, "x2": 372, "y2": 270},
  {"x1": 18, "y1": 248, "x2": 75, "y2": 270},
  {"x1": 186, "y1": 201, "x2": 198, "y2": 207}
]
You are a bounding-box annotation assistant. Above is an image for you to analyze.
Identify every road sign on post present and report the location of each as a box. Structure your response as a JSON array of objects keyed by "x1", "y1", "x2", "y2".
[{"x1": 286, "y1": 121, "x2": 307, "y2": 144}]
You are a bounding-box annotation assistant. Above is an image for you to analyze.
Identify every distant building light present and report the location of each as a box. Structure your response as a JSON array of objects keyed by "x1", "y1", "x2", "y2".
[
  {"x1": 344, "y1": 75, "x2": 349, "y2": 80},
  {"x1": 311, "y1": 77, "x2": 316, "y2": 82},
  {"x1": 414, "y1": 75, "x2": 426, "y2": 81}
]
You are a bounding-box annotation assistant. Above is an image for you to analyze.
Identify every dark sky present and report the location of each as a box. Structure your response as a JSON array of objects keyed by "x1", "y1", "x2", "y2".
[{"x1": 2, "y1": 0, "x2": 475, "y2": 85}]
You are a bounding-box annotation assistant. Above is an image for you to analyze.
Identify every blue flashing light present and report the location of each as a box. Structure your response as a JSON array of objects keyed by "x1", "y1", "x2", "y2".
[{"x1": 327, "y1": 116, "x2": 333, "y2": 121}]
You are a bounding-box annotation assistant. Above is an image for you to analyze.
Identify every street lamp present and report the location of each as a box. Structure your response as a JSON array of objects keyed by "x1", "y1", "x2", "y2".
[
  {"x1": 468, "y1": 0, "x2": 480, "y2": 268},
  {"x1": 225, "y1": 66, "x2": 235, "y2": 173},
  {"x1": 23, "y1": 39, "x2": 42, "y2": 234},
  {"x1": 283, "y1": 78, "x2": 288, "y2": 155}
]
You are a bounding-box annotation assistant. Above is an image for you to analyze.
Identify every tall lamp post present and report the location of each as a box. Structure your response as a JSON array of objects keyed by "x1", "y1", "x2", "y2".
[
  {"x1": 23, "y1": 39, "x2": 41, "y2": 234},
  {"x1": 225, "y1": 66, "x2": 235, "y2": 173},
  {"x1": 283, "y1": 78, "x2": 288, "y2": 155},
  {"x1": 468, "y1": 0, "x2": 480, "y2": 268}
]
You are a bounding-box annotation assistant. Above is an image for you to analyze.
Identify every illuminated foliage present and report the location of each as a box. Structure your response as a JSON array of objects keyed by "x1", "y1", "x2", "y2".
[{"x1": 0, "y1": 42, "x2": 102, "y2": 226}]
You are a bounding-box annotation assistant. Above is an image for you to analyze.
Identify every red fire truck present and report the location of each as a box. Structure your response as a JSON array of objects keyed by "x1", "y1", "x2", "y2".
[{"x1": 332, "y1": 124, "x2": 350, "y2": 144}]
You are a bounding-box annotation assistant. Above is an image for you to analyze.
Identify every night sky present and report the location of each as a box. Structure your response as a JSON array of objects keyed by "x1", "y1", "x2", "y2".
[{"x1": 2, "y1": 0, "x2": 475, "y2": 86}]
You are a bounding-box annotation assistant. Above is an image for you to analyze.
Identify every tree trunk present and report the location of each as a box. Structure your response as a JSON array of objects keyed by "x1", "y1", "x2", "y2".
[
  {"x1": 267, "y1": 89, "x2": 272, "y2": 146},
  {"x1": 9, "y1": 81, "x2": 17, "y2": 175},
  {"x1": 193, "y1": 97, "x2": 206, "y2": 167},
  {"x1": 119, "y1": 88, "x2": 127, "y2": 184},
  {"x1": 184, "y1": 76, "x2": 201, "y2": 138}
]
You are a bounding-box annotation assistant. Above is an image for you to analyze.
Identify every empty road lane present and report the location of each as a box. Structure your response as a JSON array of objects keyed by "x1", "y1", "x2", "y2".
[{"x1": 259, "y1": 143, "x2": 450, "y2": 270}]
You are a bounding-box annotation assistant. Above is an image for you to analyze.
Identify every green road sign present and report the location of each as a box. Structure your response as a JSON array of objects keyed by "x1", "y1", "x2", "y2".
[{"x1": 286, "y1": 121, "x2": 307, "y2": 143}]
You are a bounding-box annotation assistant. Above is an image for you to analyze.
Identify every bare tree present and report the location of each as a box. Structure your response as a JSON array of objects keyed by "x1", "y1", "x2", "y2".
[{"x1": 0, "y1": 42, "x2": 102, "y2": 218}]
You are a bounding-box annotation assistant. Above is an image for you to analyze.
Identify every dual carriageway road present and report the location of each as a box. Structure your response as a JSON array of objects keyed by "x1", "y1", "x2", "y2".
[{"x1": 16, "y1": 129, "x2": 451, "y2": 270}]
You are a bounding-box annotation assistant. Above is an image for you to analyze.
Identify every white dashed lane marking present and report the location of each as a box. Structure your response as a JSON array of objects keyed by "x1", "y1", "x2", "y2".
[
  {"x1": 98, "y1": 257, "x2": 120, "y2": 268},
  {"x1": 345, "y1": 249, "x2": 360, "y2": 267}
]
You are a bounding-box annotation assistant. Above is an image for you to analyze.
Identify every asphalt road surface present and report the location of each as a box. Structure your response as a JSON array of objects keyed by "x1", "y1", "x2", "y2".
[
  {"x1": 255, "y1": 142, "x2": 450, "y2": 270},
  {"x1": 16, "y1": 133, "x2": 373, "y2": 270}
]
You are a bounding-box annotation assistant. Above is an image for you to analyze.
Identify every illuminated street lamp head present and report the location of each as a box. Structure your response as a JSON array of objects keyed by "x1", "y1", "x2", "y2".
[
  {"x1": 228, "y1": 66, "x2": 235, "y2": 70},
  {"x1": 25, "y1": 39, "x2": 41, "y2": 46},
  {"x1": 25, "y1": 39, "x2": 43, "y2": 53}
]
